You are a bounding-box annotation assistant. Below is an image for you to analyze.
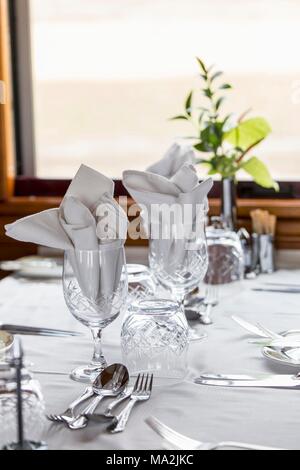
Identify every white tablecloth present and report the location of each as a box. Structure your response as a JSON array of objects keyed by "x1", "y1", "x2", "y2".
[{"x1": 1, "y1": 251, "x2": 300, "y2": 450}]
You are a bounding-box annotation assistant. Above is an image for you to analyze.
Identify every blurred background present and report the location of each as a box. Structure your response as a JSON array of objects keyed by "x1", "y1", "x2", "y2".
[
  {"x1": 1, "y1": 0, "x2": 300, "y2": 262},
  {"x1": 28, "y1": 0, "x2": 300, "y2": 179}
]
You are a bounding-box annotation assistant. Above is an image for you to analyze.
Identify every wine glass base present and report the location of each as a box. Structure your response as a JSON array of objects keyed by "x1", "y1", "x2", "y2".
[{"x1": 70, "y1": 364, "x2": 105, "y2": 383}]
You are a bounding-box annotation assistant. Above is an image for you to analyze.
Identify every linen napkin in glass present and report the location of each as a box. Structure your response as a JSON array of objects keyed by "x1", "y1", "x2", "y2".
[
  {"x1": 5, "y1": 165, "x2": 128, "y2": 300},
  {"x1": 123, "y1": 149, "x2": 213, "y2": 273}
]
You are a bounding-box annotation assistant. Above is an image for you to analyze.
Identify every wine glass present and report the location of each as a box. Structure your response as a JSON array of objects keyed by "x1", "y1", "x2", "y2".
[
  {"x1": 63, "y1": 245, "x2": 128, "y2": 383},
  {"x1": 148, "y1": 208, "x2": 208, "y2": 303}
]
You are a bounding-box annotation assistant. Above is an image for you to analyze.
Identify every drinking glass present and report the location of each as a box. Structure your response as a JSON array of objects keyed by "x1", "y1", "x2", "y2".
[
  {"x1": 0, "y1": 366, "x2": 46, "y2": 449},
  {"x1": 63, "y1": 245, "x2": 128, "y2": 383},
  {"x1": 148, "y1": 208, "x2": 208, "y2": 303},
  {"x1": 121, "y1": 299, "x2": 189, "y2": 379}
]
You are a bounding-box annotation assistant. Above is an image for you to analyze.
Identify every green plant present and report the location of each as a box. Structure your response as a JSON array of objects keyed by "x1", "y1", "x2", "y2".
[{"x1": 171, "y1": 58, "x2": 279, "y2": 190}]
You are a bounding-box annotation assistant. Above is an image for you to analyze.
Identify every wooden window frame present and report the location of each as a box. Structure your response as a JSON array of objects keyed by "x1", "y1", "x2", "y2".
[
  {"x1": 0, "y1": 0, "x2": 300, "y2": 261},
  {"x1": 0, "y1": 0, "x2": 14, "y2": 200}
]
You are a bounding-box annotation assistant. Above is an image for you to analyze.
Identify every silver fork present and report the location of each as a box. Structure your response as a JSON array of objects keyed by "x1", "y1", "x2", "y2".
[
  {"x1": 110, "y1": 373, "x2": 153, "y2": 433},
  {"x1": 199, "y1": 285, "x2": 218, "y2": 325},
  {"x1": 47, "y1": 386, "x2": 94, "y2": 423},
  {"x1": 146, "y1": 417, "x2": 283, "y2": 450}
]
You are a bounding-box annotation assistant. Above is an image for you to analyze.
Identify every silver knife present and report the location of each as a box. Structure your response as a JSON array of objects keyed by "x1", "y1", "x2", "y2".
[
  {"x1": 199, "y1": 373, "x2": 273, "y2": 381},
  {"x1": 252, "y1": 288, "x2": 300, "y2": 294},
  {"x1": 194, "y1": 375, "x2": 300, "y2": 388},
  {"x1": 264, "y1": 282, "x2": 300, "y2": 288},
  {"x1": 0, "y1": 324, "x2": 83, "y2": 337}
]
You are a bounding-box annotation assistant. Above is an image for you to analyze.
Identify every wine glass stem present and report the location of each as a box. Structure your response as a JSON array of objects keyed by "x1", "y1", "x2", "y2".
[{"x1": 90, "y1": 328, "x2": 107, "y2": 369}]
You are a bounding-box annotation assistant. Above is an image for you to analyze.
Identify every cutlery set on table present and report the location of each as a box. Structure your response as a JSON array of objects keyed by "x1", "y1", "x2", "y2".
[{"x1": 47, "y1": 364, "x2": 153, "y2": 434}]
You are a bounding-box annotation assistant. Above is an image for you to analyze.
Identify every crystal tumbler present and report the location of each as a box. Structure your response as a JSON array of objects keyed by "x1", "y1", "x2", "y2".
[{"x1": 121, "y1": 299, "x2": 189, "y2": 379}]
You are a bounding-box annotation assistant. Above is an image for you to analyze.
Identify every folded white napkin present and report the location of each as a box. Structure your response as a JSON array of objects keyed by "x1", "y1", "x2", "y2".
[
  {"x1": 123, "y1": 145, "x2": 213, "y2": 273},
  {"x1": 5, "y1": 165, "x2": 128, "y2": 300},
  {"x1": 146, "y1": 143, "x2": 195, "y2": 178}
]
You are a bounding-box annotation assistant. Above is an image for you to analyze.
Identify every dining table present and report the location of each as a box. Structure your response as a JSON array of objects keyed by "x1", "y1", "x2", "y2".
[{"x1": 1, "y1": 247, "x2": 300, "y2": 450}]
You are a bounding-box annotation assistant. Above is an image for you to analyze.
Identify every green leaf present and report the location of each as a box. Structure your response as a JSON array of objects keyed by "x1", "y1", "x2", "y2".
[
  {"x1": 224, "y1": 117, "x2": 271, "y2": 151},
  {"x1": 185, "y1": 91, "x2": 193, "y2": 116},
  {"x1": 210, "y1": 71, "x2": 223, "y2": 82},
  {"x1": 241, "y1": 157, "x2": 279, "y2": 190},
  {"x1": 196, "y1": 57, "x2": 207, "y2": 75},
  {"x1": 200, "y1": 122, "x2": 224, "y2": 151},
  {"x1": 219, "y1": 83, "x2": 232, "y2": 90},
  {"x1": 169, "y1": 115, "x2": 188, "y2": 121},
  {"x1": 203, "y1": 88, "x2": 213, "y2": 99},
  {"x1": 194, "y1": 142, "x2": 212, "y2": 152},
  {"x1": 195, "y1": 158, "x2": 211, "y2": 165},
  {"x1": 215, "y1": 97, "x2": 225, "y2": 111}
]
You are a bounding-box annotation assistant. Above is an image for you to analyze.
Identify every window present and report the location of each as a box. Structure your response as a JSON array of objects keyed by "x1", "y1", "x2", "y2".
[{"x1": 12, "y1": 0, "x2": 300, "y2": 180}]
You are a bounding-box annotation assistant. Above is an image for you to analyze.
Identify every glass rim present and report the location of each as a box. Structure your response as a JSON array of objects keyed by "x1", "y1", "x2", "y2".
[{"x1": 129, "y1": 298, "x2": 182, "y2": 316}]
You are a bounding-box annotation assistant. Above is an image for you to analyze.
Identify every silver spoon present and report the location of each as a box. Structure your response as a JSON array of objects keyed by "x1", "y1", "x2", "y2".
[{"x1": 64, "y1": 363, "x2": 129, "y2": 430}]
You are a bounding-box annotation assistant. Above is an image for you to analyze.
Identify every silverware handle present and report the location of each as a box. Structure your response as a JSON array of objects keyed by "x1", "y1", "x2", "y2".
[
  {"x1": 111, "y1": 399, "x2": 137, "y2": 433},
  {"x1": 217, "y1": 441, "x2": 283, "y2": 451},
  {"x1": 199, "y1": 374, "x2": 261, "y2": 381},
  {"x1": 194, "y1": 378, "x2": 299, "y2": 388},
  {"x1": 68, "y1": 387, "x2": 94, "y2": 413},
  {"x1": 104, "y1": 391, "x2": 131, "y2": 416},
  {"x1": 82, "y1": 394, "x2": 104, "y2": 416},
  {"x1": 252, "y1": 288, "x2": 300, "y2": 294}
]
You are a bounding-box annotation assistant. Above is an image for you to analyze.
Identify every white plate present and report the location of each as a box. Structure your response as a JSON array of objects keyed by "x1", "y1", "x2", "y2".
[
  {"x1": 263, "y1": 339, "x2": 300, "y2": 367},
  {"x1": 0, "y1": 256, "x2": 63, "y2": 279}
]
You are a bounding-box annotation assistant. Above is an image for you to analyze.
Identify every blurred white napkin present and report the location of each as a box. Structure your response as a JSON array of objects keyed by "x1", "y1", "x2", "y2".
[
  {"x1": 123, "y1": 145, "x2": 213, "y2": 273},
  {"x1": 5, "y1": 164, "x2": 128, "y2": 299},
  {"x1": 146, "y1": 143, "x2": 195, "y2": 178}
]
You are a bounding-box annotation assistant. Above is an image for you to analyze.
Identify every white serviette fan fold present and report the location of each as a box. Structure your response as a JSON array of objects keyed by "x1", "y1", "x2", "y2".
[
  {"x1": 5, "y1": 165, "x2": 128, "y2": 300},
  {"x1": 123, "y1": 144, "x2": 213, "y2": 273}
]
